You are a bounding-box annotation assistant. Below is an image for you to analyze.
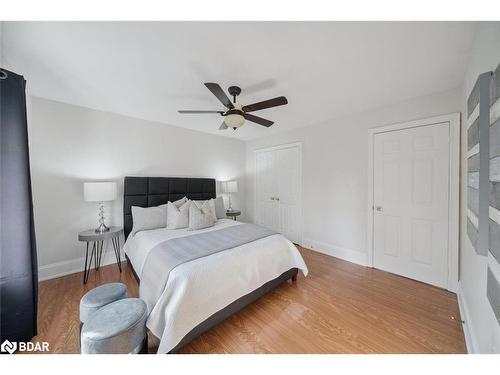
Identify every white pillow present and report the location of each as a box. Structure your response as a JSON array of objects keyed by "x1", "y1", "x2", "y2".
[
  {"x1": 131, "y1": 204, "x2": 167, "y2": 236},
  {"x1": 213, "y1": 196, "x2": 226, "y2": 219},
  {"x1": 166, "y1": 200, "x2": 191, "y2": 229},
  {"x1": 188, "y1": 202, "x2": 216, "y2": 230},
  {"x1": 192, "y1": 199, "x2": 217, "y2": 222},
  {"x1": 172, "y1": 196, "x2": 187, "y2": 208}
]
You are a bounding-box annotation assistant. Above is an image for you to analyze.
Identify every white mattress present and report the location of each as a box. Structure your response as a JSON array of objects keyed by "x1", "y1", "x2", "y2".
[{"x1": 123, "y1": 219, "x2": 308, "y2": 353}]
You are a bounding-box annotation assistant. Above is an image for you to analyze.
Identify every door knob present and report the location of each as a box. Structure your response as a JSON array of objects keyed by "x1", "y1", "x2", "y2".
[
  {"x1": 276, "y1": 197, "x2": 280, "y2": 201},
  {"x1": 270, "y1": 197, "x2": 275, "y2": 200},
  {"x1": 375, "y1": 206, "x2": 383, "y2": 212}
]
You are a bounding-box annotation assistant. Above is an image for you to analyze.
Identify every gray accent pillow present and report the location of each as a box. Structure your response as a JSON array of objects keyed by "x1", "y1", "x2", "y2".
[
  {"x1": 192, "y1": 199, "x2": 217, "y2": 222},
  {"x1": 213, "y1": 196, "x2": 226, "y2": 219},
  {"x1": 188, "y1": 202, "x2": 216, "y2": 230},
  {"x1": 131, "y1": 204, "x2": 167, "y2": 237}
]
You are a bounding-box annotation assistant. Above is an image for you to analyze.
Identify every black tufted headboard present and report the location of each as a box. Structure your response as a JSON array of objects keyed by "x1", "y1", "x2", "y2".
[{"x1": 123, "y1": 176, "x2": 216, "y2": 239}]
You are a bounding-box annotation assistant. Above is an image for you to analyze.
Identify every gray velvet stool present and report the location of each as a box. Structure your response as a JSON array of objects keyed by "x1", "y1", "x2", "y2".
[
  {"x1": 81, "y1": 298, "x2": 148, "y2": 354},
  {"x1": 80, "y1": 283, "x2": 128, "y2": 324}
]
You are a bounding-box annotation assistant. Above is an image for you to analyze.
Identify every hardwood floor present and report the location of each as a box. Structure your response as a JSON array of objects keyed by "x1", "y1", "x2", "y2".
[{"x1": 33, "y1": 247, "x2": 466, "y2": 354}]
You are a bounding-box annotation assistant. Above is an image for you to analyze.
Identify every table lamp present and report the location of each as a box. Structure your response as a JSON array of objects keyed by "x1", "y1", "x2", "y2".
[
  {"x1": 84, "y1": 181, "x2": 117, "y2": 233},
  {"x1": 222, "y1": 180, "x2": 238, "y2": 212}
]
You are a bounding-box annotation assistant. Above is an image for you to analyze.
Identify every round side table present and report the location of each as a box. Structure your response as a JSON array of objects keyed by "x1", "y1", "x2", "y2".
[
  {"x1": 78, "y1": 227, "x2": 123, "y2": 284},
  {"x1": 226, "y1": 210, "x2": 241, "y2": 221}
]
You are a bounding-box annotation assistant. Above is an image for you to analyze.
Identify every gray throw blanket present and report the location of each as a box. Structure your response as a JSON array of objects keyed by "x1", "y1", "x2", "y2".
[{"x1": 140, "y1": 223, "x2": 277, "y2": 312}]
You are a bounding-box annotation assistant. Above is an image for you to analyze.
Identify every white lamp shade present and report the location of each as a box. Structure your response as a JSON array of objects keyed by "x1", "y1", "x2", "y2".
[
  {"x1": 84, "y1": 182, "x2": 117, "y2": 202},
  {"x1": 223, "y1": 180, "x2": 238, "y2": 193}
]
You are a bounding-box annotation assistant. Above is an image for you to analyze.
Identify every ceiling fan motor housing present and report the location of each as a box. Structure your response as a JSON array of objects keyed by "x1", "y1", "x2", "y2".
[{"x1": 225, "y1": 108, "x2": 244, "y2": 116}]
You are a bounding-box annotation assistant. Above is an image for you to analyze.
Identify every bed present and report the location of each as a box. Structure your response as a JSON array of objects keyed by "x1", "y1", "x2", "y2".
[{"x1": 122, "y1": 176, "x2": 308, "y2": 353}]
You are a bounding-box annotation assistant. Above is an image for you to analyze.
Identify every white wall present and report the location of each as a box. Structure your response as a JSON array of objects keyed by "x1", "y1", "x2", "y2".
[
  {"x1": 33, "y1": 88, "x2": 461, "y2": 279},
  {"x1": 245, "y1": 88, "x2": 462, "y2": 265},
  {"x1": 458, "y1": 22, "x2": 500, "y2": 354},
  {"x1": 29, "y1": 97, "x2": 246, "y2": 280}
]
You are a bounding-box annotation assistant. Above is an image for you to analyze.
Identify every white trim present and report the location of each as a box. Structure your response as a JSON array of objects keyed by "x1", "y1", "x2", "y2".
[
  {"x1": 367, "y1": 113, "x2": 457, "y2": 134},
  {"x1": 302, "y1": 238, "x2": 366, "y2": 267},
  {"x1": 254, "y1": 141, "x2": 303, "y2": 153},
  {"x1": 467, "y1": 144, "x2": 479, "y2": 159},
  {"x1": 489, "y1": 205, "x2": 500, "y2": 225},
  {"x1": 448, "y1": 112, "x2": 461, "y2": 292},
  {"x1": 491, "y1": 96, "x2": 500, "y2": 125},
  {"x1": 467, "y1": 104, "x2": 479, "y2": 129},
  {"x1": 39, "y1": 250, "x2": 125, "y2": 281},
  {"x1": 457, "y1": 282, "x2": 479, "y2": 354},
  {"x1": 253, "y1": 142, "x2": 303, "y2": 246},
  {"x1": 367, "y1": 112, "x2": 460, "y2": 292},
  {"x1": 367, "y1": 129, "x2": 374, "y2": 266}
]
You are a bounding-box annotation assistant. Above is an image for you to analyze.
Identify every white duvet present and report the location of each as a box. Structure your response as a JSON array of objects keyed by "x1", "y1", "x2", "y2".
[{"x1": 123, "y1": 219, "x2": 308, "y2": 353}]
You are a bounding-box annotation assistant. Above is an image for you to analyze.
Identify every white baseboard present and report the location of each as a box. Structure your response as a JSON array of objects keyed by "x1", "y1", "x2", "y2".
[
  {"x1": 301, "y1": 238, "x2": 367, "y2": 267},
  {"x1": 39, "y1": 250, "x2": 125, "y2": 281},
  {"x1": 457, "y1": 282, "x2": 478, "y2": 354}
]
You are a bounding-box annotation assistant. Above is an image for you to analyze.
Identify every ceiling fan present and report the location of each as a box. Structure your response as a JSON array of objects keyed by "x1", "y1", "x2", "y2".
[{"x1": 178, "y1": 83, "x2": 288, "y2": 130}]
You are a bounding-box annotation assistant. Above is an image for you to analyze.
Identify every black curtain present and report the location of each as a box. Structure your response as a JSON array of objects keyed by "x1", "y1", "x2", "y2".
[{"x1": 0, "y1": 68, "x2": 38, "y2": 343}]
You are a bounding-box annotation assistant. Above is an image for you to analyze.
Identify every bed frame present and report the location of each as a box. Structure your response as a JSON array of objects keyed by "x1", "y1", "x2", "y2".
[{"x1": 123, "y1": 176, "x2": 298, "y2": 353}]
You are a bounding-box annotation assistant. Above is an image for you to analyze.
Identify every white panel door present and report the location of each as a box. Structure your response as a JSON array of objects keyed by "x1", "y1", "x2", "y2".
[
  {"x1": 373, "y1": 122, "x2": 450, "y2": 288},
  {"x1": 255, "y1": 144, "x2": 301, "y2": 243},
  {"x1": 255, "y1": 150, "x2": 279, "y2": 232}
]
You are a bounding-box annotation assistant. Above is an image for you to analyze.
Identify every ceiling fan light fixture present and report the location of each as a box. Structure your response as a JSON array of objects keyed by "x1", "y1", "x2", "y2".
[
  {"x1": 224, "y1": 113, "x2": 245, "y2": 129},
  {"x1": 178, "y1": 83, "x2": 287, "y2": 130}
]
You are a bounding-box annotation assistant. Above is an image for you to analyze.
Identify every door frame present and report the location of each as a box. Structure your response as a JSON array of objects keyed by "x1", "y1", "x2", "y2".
[
  {"x1": 367, "y1": 113, "x2": 460, "y2": 292},
  {"x1": 254, "y1": 142, "x2": 303, "y2": 245}
]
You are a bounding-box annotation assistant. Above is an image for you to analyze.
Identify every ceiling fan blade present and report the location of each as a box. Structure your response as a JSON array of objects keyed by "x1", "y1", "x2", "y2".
[
  {"x1": 242, "y1": 96, "x2": 288, "y2": 113},
  {"x1": 178, "y1": 110, "x2": 224, "y2": 114},
  {"x1": 244, "y1": 113, "x2": 274, "y2": 127},
  {"x1": 219, "y1": 121, "x2": 228, "y2": 130},
  {"x1": 204, "y1": 83, "x2": 234, "y2": 109}
]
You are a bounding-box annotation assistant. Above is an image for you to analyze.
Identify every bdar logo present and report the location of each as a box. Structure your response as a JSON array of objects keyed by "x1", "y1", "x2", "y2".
[
  {"x1": 0, "y1": 340, "x2": 48, "y2": 353},
  {"x1": 1, "y1": 340, "x2": 17, "y2": 354}
]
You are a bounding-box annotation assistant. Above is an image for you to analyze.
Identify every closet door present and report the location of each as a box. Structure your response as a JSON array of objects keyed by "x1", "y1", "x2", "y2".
[
  {"x1": 255, "y1": 144, "x2": 301, "y2": 244},
  {"x1": 276, "y1": 146, "x2": 301, "y2": 244},
  {"x1": 372, "y1": 122, "x2": 450, "y2": 288},
  {"x1": 255, "y1": 150, "x2": 279, "y2": 232}
]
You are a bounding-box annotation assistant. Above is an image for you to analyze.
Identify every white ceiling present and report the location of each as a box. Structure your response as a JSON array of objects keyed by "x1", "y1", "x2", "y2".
[{"x1": 2, "y1": 22, "x2": 476, "y2": 140}]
